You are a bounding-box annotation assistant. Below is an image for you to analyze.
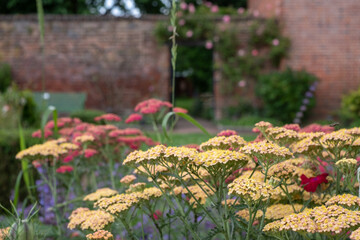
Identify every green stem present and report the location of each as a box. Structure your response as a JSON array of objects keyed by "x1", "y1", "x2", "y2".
[
  {"x1": 120, "y1": 217, "x2": 137, "y2": 240},
  {"x1": 246, "y1": 201, "x2": 252, "y2": 240}
]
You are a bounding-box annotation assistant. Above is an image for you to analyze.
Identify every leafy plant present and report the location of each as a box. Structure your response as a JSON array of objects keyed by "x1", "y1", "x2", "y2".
[
  {"x1": 339, "y1": 87, "x2": 360, "y2": 125},
  {"x1": 0, "y1": 63, "x2": 12, "y2": 93},
  {"x1": 256, "y1": 68, "x2": 317, "y2": 123}
]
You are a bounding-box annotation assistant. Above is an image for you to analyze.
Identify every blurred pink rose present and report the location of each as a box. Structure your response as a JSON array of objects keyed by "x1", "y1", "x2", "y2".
[
  {"x1": 186, "y1": 30, "x2": 193, "y2": 38},
  {"x1": 180, "y1": 2, "x2": 187, "y2": 10},
  {"x1": 251, "y1": 49, "x2": 259, "y2": 56},
  {"x1": 188, "y1": 3, "x2": 195, "y2": 13},
  {"x1": 211, "y1": 5, "x2": 219, "y2": 13},
  {"x1": 205, "y1": 40, "x2": 213, "y2": 49},
  {"x1": 222, "y1": 15, "x2": 231, "y2": 23},
  {"x1": 237, "y1": 8, "x2": 245, "y2": 14},
  {"x1": 272, "y1": 38, "x2": 280, "y2": 46}
]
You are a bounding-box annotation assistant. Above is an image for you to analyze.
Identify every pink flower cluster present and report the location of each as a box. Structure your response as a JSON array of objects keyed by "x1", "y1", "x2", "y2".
[
  {"x1": 94, "y1": 113, "x2": 122, "y2": 122},
  {"x1": 217, "y1": 130, "x2": 238, "y2": 137},
  {"x1": 135, "y1": 98, "x2": 172, "y2": 115}
]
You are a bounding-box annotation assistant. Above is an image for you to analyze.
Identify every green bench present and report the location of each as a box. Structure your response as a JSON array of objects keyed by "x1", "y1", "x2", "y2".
[{"x1": 33, "y1": 92, "x2": 87, "y2": 114}]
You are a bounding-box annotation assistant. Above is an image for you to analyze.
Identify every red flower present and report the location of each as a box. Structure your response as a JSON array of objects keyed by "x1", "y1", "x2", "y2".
[
  {"x1": 32, "y1": 129, "x2": 53, "y2": 138},
  {"x1": 56, "y1": 165, "x2": 74, "y2": 174},
  {"x1": 125, "y1": 113, "x2": 143, "y2": 124},
  {"x1": 84, "y1": 149, "x2": 98, "y2": 158},
  {"x1": 94, "y1": 113, "x2": 121, "y2": 122},
  {"x1": 300, "y1": 173, "x2": 328, "y2": 192},
  {"x1": 153, "y1": 210, "x2": 162, "y2": 220},
  {"x1": 173, "y1": 107, "x2": 188, "y2": 114}
]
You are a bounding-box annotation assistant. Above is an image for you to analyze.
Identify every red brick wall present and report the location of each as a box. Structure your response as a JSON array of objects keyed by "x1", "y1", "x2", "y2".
[
  {"x1": 249, "y1": 0, "x2": 360, "y2": 119},
  {"x1": 0, "y1": 15, "x2": 170, "y2": 114}
]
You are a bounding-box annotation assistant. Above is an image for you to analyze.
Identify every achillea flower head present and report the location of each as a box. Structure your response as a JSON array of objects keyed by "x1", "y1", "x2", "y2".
[
  {"x1": 163, "y1": 146, "x2": 198, "y2": 165},
  {"x1": 134, "y1": 98, "x2": 172, "y2": 115},
  {"x1": 326, "y1": 194, "x2": 360, "y2": 209},
  {"x1": 194, "y1": 149, "x2": 249, "y2": 169},
  {"x1": 120, "y1": 175, "x2": 137, "y2": 184},
  {"x1": 86, "y1": 230, "x2": 114, "y2": 240},
  {"x1": 351, "y1": 227, "x2": 360, "y2": 240},
  {"x1": 84, "y1": 149, "x2": 98, "y2": 158},
  {"x1": 268, "y1": 161, "x2": 298, "y2": 180},
  {"x1": 32, "y1": 129, "x2": 53, "y2": 138},
  {"x1": 320, "y1": 131, "x2": 353, "y2": 149},
  {"x1": 266, "y1": 128, "x2": 299, "y2": 144},
  {"x1": 236, "y1": 209, "x2": 263, "y2": 221},
  {"x1": 0, "y1": 227, "x2": 10, "y2": 239},
  {"x1": 134, "y1": 164, "x2": 168, "y2": 176},
  {"x1": 263, "y1": 220, "x2": 282, "y2": 233},
  {"x1": 74, "y1": 134, "x2": 95, "y2": 143},
  {"x1": 94, "y1": 192, "x2": 141, "y2": 210},
  {"x1": 56, "y1": 165, "x2": 73, "y2": 173},
  {"x1": 254, "y1": 121, "x2": 272, "y2": 132},
  {"x1": 108, "y1": 128, "x2": 143, "y2": 137},
  {"x1": 123, "y1": 145, "x2": 166, "y2": 165},
  {"x1": 228, "y1": 178, "x2": 273, "y2": 202},
  {"x1": 344, "y1": 127, "x2": 360, "y2": 137},
  {"x1": 300, "y1": 123, "x2": 334, "y2": 133},
  {"x1": 68, "y1": 208, "x2": 115, "y2": 231},
  {"x1": 241, "y1": 141, "x2": 293, "y2": 164},
  {"x1": 84, "y1": 188, "x2": 118, "y2": 202},
  {"x1": 173, "y1": 107, "x2": 188, "y2": 113},
  {"x1": 200, "y1": 135, "x2": 246, "y2": 150},
  {"x1": 300, "y1": 173, "x2": 328, "y2": 192},
  {"x1": 291, "y1": 137, "x2": 322, "y2": 155},
  {"x1": 126, "y1": 183, "x2": 146, "y2": 193},
  {"x1": 94, "y1": 113, "x2": 121, "y2": 122},
  {"x1": 182, "y1": 183, "x2": 214, "y2": 207},
  {"x1": 125, "y1": 113, "x2": 143, "y2": 124},
  {"x1": 336, "y1": 158, "x2": 357, "y2": 174},
  {"x1": 265, "y1": 204, "x2": 303, "y2": 220},
  {"x1": 297, "y1": 132, "x2": 325, "y2": 140},
  {"x1": 217, "y1": 130, "x2": 238, "y2": 137},
  {"x1": 16, "y1": 139, "x2": 77, "y2": 160}
]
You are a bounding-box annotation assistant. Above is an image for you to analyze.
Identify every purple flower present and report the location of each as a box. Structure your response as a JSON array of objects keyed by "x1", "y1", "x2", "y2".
[
  {"x1": 303, "y1": 99, "x2": 310, "y2": 105},
  {"x1": 300, "y1": 105, "x2": 307, "y2": 111},
  {"x1": 305, "y1": 91, "x2": 313, "y2": 98}
]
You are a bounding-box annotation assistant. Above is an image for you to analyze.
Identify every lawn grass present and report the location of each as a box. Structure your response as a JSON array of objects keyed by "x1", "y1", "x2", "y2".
[{"x1": 150, "y1": 132, "x2": 256, "y2": 146}]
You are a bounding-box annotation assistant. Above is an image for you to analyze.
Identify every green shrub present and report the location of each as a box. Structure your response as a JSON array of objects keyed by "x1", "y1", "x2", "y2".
[
  {"x1": 339, "y1": 87, "x2": 360, "y2": 126},
  {"x1": 70, "y1": 109, "x2": 105, "y2": 123},
  {"x1": 256, "y1": 68, "x2": 317, "y2": 123},
  {"x1": 0, "y1": 63, "x2": 12, "y2": 93}
]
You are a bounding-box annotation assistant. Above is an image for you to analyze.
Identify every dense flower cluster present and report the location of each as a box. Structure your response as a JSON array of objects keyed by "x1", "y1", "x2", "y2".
[
  {"x1": 86, "y1": 230, "x2": 114, "y2": 240},
  {"x1": 134, "y1": 98, "x2": 172, "y2": 114},
  {"x1": 228, "y1": 178, "x2": 273, "y2": 202},
  {"x1": 194, "y1": 149, "x2": 249, "y2": 169},
  {"x1": 120, "y1": 175, "x2": 137, "y2": 184},
  {"x1": 335, "y1": 158, "x2": 357, "y2": 174},
  {"x1": 94, "y1": 113, "x2": 122, "y2": 122},
  {"x1": 241, "y1": 141, "x2": 293, "y2": 163},
  {"x1": 325, "y1": 194, "x2": 360, "y2": 208},
  {"x1": 200, "y1": 135, "x2": 246, "y2": 150},
  {"x1": 267, "y1": 161, "x2": 298, "y2": 180},
  {"x1": 68, "y1": 208, "x2": 115, "y2": 231},
  {"x1": 320, "y1": 130, "x2": 353, "y2": 149},
  {"x1": 217, "y1": 130, "x2": 238, "y2": 137},
  {"x1": 182, "y1": 183, "x2": 214, "y2": 207},
  {"x1": 84, "y1": 188, "x2": 118, "y2": 202},
  {"x1": 0, "y1": 227, "x2": 9, "y2": 240}
]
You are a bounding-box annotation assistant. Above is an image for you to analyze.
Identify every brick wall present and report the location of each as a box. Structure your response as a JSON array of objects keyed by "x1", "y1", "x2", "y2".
[
  {"x1": 0, "y1": 15, "x2": 170, "y2": 114},
  {"x1": 249, "y1": 0, "x2": 360, "y2": 119}
]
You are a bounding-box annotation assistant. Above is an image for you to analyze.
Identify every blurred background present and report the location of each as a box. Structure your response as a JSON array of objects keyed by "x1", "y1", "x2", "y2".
[{"x1": 0, "y1": 1, "x2": 359, "y2": 201}]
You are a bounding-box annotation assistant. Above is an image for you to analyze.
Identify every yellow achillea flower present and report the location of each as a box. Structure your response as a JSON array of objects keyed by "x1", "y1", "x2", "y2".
[
  {"x1": 68, "y1": 208, "x2": 115, "y2": 231},
  {"x1": 228, "y1": 178, "x2": 273, "y2": 202},
  {"x1": 326, "y1": 194, "x2": 360, "y2": 209},
  {"x1": 265, "y1": 204, "x2": 303, "y2": 220},
  {"x1": 297, "y1": 132, "x2": 325, "y2": 140},
  {"x1": 267, "y1": 161, "x2": 298, "y2": 180},
  {"x1": 74, "y1": 134, "x2": 95, "y2": 143},
  {"x1": 0, "y1": 227, "x2": 10, "y2": 240},
  {"x1": 345, "y1": 127, "x2": 360, "y2": 137},
  {"x1": 134, "y1": 164, "x2": 169, "y2": 176},
  {"x1": 266, "y1": 127, "x2": 299, "y2": 144},
  {"x1": 84, "y1": 188, "x2": 118, "y2": 202},
  {"x1": 263, "y1": 220, "x2": 282, "y2": 233},
  {"x1": 199, "y1": 135, "x2": 247, "y2": 151},
  {"x1": 350, "y1": 227, "x2": 360, "y2": 240},
  {"x1": 265, "y1": 205, "x2": 360, "y2": 235},
  {"x1": 95, "y1": 192, "x2": 141, "y2": 210},
  {"x1": 16, "y1": 139, "x2": 78, "y2": 159},
  {"x1": 182, "y1": 183, "x2": 214, "y2": 207},
  {"x1": 320, "y1": 131, "x2": 353, "y2": 149},
  {"x1": 335, "y1": 158, "x2": 357, "y2": 174},
  {"x1": 86, "y1": 230, "x2": 114, "y2": 240},
  {"x1": 241, "y1": 141, "x2": 293, "y2": 163},
  {"x1": 120, "y1": 175, "x2": 137, "y2": 184},
  {"x1": 194, "y1": 149, "x2": 249, "y2": 168},
  {"x1": 254, "y1": 121, "x2": 272, "y2": 132},
  {"x1": 291, "y1": 137, "x2": 322, "y2": 155},
  {"x1": 236, "y1": 209, "x2": 263, "y2": 221},
  {"x1": 238, "y1": 170, "x2": 265, "y2": 182},
  {"x1": 126, "y1": 183, "x2": 146, "y2": 193},
  {"x1": 163, "y1": 147, "x2": 198, "y2": 165},
  {"x1": 123, "y1": 145, "x2": 166, "y2": 165}
]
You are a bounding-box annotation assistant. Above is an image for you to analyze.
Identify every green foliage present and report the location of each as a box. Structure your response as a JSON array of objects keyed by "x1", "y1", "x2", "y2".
[
  {"x1": 0, "y1": 63, "x2": 12, "y2": 93},
  {"x1": 0, "y1": 128, "x2": 39, "y2": 208},
  {"x1": 339, "y1": 87, "x2": 360, "y2": 125},
  {"x1": 70, "y1": 109, "x2": 105, "y2": 123},
  {"x1": 256, "y1": 68, "x2": 317, "y2": 123}
]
